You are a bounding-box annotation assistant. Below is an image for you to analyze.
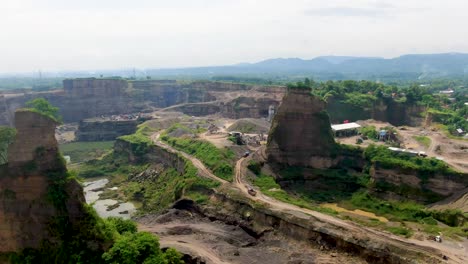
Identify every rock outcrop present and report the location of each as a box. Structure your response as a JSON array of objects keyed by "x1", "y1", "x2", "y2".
[
  {"x1": 0, "y1": 110, "x2": 108, "y2": 260},
  {"x1": 266, "y1": 88, "x2": 338, "y2": 168},
  {"x1": 76, "y1": 119, "x2": 138, "y2": 141}
]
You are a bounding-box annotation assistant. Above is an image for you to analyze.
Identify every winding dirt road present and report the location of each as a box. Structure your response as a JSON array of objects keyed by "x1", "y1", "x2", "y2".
[{"x1": 149, "y1": 133, "x2": 468, "y2": 264}]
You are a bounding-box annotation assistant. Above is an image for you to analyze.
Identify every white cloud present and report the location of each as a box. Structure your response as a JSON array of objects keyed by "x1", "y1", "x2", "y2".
[{"x1": 0, "y1": 0, "x2": 467, "y2": 72}]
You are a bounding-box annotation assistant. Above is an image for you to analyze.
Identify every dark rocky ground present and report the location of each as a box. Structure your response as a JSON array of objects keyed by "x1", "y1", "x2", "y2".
[{"x1": 137, "y1": 208, "x2": 366, "y2": 264}]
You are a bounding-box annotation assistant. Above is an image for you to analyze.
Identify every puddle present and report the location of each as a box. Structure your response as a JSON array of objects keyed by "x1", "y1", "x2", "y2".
[{"x1": 83, "y1": 178, "x2": 136, "y2": 219}]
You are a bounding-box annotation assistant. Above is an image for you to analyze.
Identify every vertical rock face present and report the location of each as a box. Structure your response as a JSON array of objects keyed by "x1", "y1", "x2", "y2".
[
  {"x1": 7, "y1": 110, "x2": 61, "y2": 170},
  {"x1": 0, "y1": 110, "x2": 92, "y2": 255},
  {"x1": 266, "y1": 88, "x2": 337, "y2": 168},
  {"x1": 63, "y1": 78, "x2": 127, "y2": 98}
]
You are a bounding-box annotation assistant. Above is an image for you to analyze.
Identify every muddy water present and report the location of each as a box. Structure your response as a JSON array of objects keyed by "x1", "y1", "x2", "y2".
[{"x1": 83, "y1": 178, "x2": 136, "y2": 219}]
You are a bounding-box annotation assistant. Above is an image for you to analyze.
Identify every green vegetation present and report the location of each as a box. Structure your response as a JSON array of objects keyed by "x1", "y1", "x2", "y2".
[
  {"x1": 103, "y1": 231, "x2": 183, "y2": 264},
  {"x1": 413, "y1": 136, "x2": 431, "y2": 148},
  {"x1": 385, "y1": 226, "x2": 413, "y2": 238},
  {"x1": 343, "y1": 92, "x2": 377, "y2": 108},
  {"x1": 364, "y1": 144, "x2": 455, "y2": 176},
  {"x1": 79, "y1": 149, "x2": 219, "y2": 213},
  {"x1": 360, "y1": 126, "x2": 378, "y2": 139},
  {"x1": 0, "y1": 77, "x2": 63, "y2": 91},
  {"x1": 286, "y1": 81, "x2": 312, "y2": 91},
  {"x1": 59, "y1": 141, "x2": 114, "y2": 163},
  {"x1": 161, "y1": 124, "x2": 235, "y2": 181},
  {"x1": 120, "y1": 164, "x2": 220, "y2": 212},
  {"x1": 24, "y1": 98, "x2": 62, "y2": 123},
  {"x1": 347, "y1": 191, "x2": 466, "y2": 228},
  {"x1": 118, "y1": 123, "x2": 156, "y2": 157},
  {"x1": 76, "y1": 151, "x2": 148, "y2": 178},
  {"x1": 252, "y1": 173, "x2": 337, "y2": 215},
  {"x1": 0, "y1": 126, "x2": 16, "y2": 165}
]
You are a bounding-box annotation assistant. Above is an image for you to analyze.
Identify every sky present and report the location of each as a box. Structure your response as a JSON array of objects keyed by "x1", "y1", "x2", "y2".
[{"x1": 1, "y1": 0, "x2": 468, "y2": 72}]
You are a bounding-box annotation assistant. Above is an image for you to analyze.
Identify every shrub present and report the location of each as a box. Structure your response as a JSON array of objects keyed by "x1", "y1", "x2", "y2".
[
  {"x1": 247, "y1": 161, "x2": 261, "y2": 175},
  {"x1": 106, "y1": 217, "x2": 138, "y2": 235}
]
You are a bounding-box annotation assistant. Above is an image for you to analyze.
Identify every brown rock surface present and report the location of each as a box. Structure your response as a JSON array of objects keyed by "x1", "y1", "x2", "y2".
[
  {"x1": 266, "y1": 88, "x2": 337, "y2": 168},
  {"x1": 0, "y1": 110, "x2": 98, "y2": 256},
  {"x1": 7, "y1": 110, "x2": 61, "y2": 169}
]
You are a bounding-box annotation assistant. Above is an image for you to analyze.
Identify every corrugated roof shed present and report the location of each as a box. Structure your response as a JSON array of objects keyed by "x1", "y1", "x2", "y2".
[{"x1": 331, "y1": 123, "x2": 361, "y2": 131}]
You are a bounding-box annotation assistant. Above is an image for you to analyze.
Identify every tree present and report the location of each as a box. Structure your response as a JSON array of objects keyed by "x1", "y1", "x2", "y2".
[
  {"x1": 102, "y1": 232, "x2": 183, "y2": 264},
  {"x1": 0, "y1": 126, "x2": 16, "y2": 164},
  {"x1": 25, "y1": 98, "x2": 62, "y2": 123}
]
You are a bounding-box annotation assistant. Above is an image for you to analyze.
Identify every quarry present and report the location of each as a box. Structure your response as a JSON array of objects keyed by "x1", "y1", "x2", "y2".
[{"x1": 0, "y1": 78, "x2": 467, "y2": 264}]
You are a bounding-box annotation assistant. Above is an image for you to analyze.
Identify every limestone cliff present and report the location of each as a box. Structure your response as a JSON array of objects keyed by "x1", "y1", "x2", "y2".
[
  {"x1": 266, "y1": 88, "x2": 337, "y2": 168},
  {"x1": 0, "y1": 110, "x2": 109, "y2": 262}
]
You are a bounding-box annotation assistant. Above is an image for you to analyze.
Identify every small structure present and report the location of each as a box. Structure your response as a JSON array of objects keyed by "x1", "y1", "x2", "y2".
[
  {"x1": 388, "y1": 147, "x2": 427, "y2": 157},
  {"x1": 456, "y1": 128, "x2": 464, "y2": 136},
  {"x1": 331, "y1": 122, "x2": 361, "y2": 137},
  {"x1": 439, "y1": 89, "x2": 454, "y2": 95},
  {"x1": 378, "y1": 130, "x2": 388, "y2": 141}
]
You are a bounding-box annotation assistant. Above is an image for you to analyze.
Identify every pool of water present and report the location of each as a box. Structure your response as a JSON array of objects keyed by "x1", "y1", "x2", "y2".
[{"x1": 83, "y1": 178, "x2": 136, "y2": 220}]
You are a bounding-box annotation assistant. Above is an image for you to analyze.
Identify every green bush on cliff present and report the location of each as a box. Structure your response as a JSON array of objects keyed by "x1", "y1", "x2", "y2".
[
  {"x1": 0, "y1": 126, "x2": 16, "y2": 165},
  {"x1": 118, "y1": 123, "x2": 156, "y2": 157},
  {"x1": 24, "y1": 98, "x2": 62, "y2": 123}
]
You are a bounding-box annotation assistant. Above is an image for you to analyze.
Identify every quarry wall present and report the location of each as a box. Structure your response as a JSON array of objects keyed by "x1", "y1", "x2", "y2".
[{"x1": 0, "y1": 111, "x2": 97, "y2": 256}]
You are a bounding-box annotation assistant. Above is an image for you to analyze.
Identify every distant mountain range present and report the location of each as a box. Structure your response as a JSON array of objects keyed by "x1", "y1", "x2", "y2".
[
  {"x1": 3, "y1": 53, "x2": 468, "y2": 82},
  {"x1": 146, "y1": 53, "x2": 468, "y2": 80}
]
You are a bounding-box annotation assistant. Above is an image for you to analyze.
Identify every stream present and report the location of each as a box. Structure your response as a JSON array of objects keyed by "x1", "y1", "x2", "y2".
[{"x1": 83, "y1": 178, "x2": 136, "y2": 219}]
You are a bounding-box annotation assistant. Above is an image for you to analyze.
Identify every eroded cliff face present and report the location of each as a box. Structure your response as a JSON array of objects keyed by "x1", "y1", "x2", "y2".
[
  {"x1": 370, "y1": 166, "x2": 468, "y2": 203},
  {"x1": 266, "y1": 88, "x2": 338, "y2": 168},
  {"x1": 0, "y1": 110, "x2": 106, "y2": 258},
  {"x1": 76, "y1": 119, "x2": 138, "y2": 141},
  {"x1": 203, "y1": 191, "x2": 445, "y2": 264}
]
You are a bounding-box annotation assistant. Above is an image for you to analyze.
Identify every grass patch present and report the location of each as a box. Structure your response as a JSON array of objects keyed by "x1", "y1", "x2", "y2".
[
  {"x1": 413, "y1": 136, "x2": 431, "y2": 148},
  {"x1": 386, "y1": 226, "x2": 413, "y2": 238},
  {"x1": 253, "y1": 173, "x2": 337, "y2": 215},
  {"x1": 347, "y1": 191, "x2": 466, "y2": 227},
  {"x1": 59, "y1": 141, "x2": 114, "y2": 163},
  {"x1": 161, "y1": 125, "x2": 235, "y2": 181},
  {"x1": 364, "y1": 144, "x2": 457, "y2": 176},
  {"x1": 76, "y1": 151, "x2": 148, "y2": 178}
]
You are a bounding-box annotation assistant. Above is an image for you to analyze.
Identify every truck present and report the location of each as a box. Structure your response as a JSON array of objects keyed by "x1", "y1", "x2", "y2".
[{"x1": 246, "y1": 185, "x2": 257, "y2": 196}]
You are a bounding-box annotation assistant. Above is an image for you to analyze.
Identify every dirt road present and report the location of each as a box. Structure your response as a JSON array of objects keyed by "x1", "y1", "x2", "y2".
[
  {"x1": 150, "y1": 132, "x2": 468, "y2": 263},
  {"x1": 150, "y1": 133, "x2": 228, "y2": 185}
]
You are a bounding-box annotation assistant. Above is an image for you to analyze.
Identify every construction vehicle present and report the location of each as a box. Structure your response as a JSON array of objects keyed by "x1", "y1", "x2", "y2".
[{"x1": 246, "y1": 185, "x2": 257, "y2": 196}]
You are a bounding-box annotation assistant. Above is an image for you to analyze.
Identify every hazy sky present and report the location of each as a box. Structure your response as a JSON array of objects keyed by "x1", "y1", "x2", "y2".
[{"x1": 1, "y1": 0, "x2": 468, "y2": 72}]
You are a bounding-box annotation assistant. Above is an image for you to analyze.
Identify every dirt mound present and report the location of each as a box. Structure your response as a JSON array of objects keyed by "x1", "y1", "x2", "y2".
[{"x1": 227, "y1": 118, "x2": 270, "y2": 133}]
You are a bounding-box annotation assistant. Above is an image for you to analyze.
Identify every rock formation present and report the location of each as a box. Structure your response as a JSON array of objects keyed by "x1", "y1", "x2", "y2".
[
  {"x1": 0, "y1": 110, "x2": 108, "y2": 261},
  {"x1": 266, "y1": 87, "x2": 337, "y2": 168},
  {"x1": 76, "y1": 119, "x2": 138, "y2": 141}
]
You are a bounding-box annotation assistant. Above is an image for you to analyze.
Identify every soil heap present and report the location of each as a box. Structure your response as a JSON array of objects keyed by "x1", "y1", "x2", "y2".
[{"x1": 266, "y1": 87, "x2": 337, "y2": 168}]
